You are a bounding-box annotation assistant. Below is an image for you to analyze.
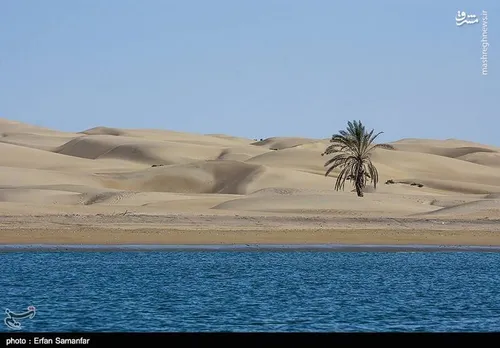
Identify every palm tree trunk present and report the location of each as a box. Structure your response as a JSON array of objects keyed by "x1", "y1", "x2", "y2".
[
  {"x1": 355, "y1": 183, "x2": 364, "y2": 197},
  {"x1": 355, "y1": 169, "x2": 364, "y2": 197}
]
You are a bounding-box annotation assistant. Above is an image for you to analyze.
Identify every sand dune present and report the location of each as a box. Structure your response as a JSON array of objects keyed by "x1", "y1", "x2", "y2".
[
  {"x1": 53, "y1": 134, "x2": 270, "y2": 167},
  {"x1": 0, "y1": 166, "x2": 100, "y2": 187},
  {"x1": 0, "y1": 118, "x2": 81, "y2": 150},
  {"x1": 212, "y1": 191, "x2": 438, "y2": 216},
  {"x1": 79, "y1": 126, "x2": 127, "y2": 136},
  {"x1": 245, "y1": 147, "x2": 325, "y2": 174},
  {"x1": 0, "y1": 118, "x2": 69, "y2": 135},
  {"x1": 250, "y1": 137, "x2": 319, "y2": 150},
  {"x1": 1, "y1": 117, "x2": 500, "y2": 231},
  {"x1": 54, "y1": 135, "x2": 224, "y2": 164},
  {"x1": 0, "y1": 132, "x2": 77, "y2": 151},
  {"x1": 417, "y1": 199, "x2": 500, "y2": 219},
  {"x1": 0, "y1": 142, "x2": 93, "y2": 169},
  {"x1": 95, "y1": 160, "x2": 264, "y2": 194},
  {"x1": 370, "y1": 148, "x2": 500, "y2": 187},
  {"x1": 0, "y1": 188, "x2": 81, "y2": 204},
  {"x1": 392, "y1": 139, "x2": 500, "y2": 159},
  {"x1": 456, "y1": 151, "x2": 500, "y2": 167}
]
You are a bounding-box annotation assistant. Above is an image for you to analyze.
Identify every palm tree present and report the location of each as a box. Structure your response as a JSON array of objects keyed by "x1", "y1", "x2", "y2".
[{"x1": 321, "y1": 120, "x2": 395, "y2": 197}]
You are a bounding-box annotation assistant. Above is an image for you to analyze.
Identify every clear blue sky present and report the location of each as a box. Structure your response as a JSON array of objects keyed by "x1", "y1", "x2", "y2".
[{"x1": 1, "y1": 0, "x2": 498, "y2": 144}]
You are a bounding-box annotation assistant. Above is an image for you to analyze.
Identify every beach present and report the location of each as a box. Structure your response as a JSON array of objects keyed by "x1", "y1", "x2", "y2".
[
  {"x1": 1, "y1": 213, "x2": 499, "y2": 246},
  {"x1": 0, "y1": 117, "x2": 499, "y2": 247}
]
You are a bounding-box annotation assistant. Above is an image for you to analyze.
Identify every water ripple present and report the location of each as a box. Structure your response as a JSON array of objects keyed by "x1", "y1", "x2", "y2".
[{"x1": 1, "y1": 251, "x2": 499, "y2": 332}]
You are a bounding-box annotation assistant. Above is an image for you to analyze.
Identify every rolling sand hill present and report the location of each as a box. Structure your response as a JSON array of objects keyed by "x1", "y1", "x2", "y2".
[{"x1": 1, "y1": 117, "x2": 499, "y2": 245}]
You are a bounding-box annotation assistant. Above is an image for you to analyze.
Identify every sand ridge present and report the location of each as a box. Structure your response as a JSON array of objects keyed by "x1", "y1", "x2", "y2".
[{"x1": 0, "y1": 117, "x2": 500, "y2": 244}]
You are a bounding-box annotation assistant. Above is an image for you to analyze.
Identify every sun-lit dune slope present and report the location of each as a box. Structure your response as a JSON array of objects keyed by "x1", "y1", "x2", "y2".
[
  {"x1": 0, "y1": 142, "x2": 140, "y2": 172},
  {"x1": 0, "y1": 142, "x2": 90, "y2": 170},
  {"x1": 0, "y1": 166, "x2": 100, "y2": 188},
  {"x1": 204, "y1": 133, "x2": 256, "y2": 145},
  {"x1": 211, "y1": 190, "x2": 438, "y2": 216},
  {"x1": 0, "y1": 132, "x2": 78, "y2": 151},
  {"x1": 0, "y1": 118, "x2": 68, "y2": 135},
  {"x1": 391, "y1": 138, "x2": 500, "y2": 167},
  {"x1": 416, "y1": 199, "x2": 500, "y2": 219},
  {"x1": 245, "y1": 146, "x2": 326, "y2": 174},
  {"x1": 0, "y1": 118, "x2": 80, "y2": 150},
  {"x1": 455, "y1": 151, "x2": 500, "y2": 167},
  {"x1": 370, "y1": 147, "x2": 500, "y2": 191},
  {"x1": 250, "y1": 137, "x2": 320, "y2": 150},
  {"x1": 392, "y1": 138, "x2": 500, "y2": 152},
  {"x1": 80, "y1": 126, "x2": 254, "y2": 147}
]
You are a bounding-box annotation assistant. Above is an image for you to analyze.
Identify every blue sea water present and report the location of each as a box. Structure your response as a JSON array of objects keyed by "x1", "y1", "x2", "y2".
[{"x1": 1, "y1": 250, "x2": 499, "y2": 332}]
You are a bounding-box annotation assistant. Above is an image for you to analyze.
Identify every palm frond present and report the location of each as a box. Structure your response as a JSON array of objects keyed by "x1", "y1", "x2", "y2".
[
  {"x1": 324, "y1": 153, "x2": 352, "y2": 168},
  {"x1": 324, "y1": 155, "x2": 357, "y2": 177},
  {"x1": 335, "y1": 166, "x2": 352, "y2": 191},
  {"x1": 369, "y1": 131, "x2": 384, "y2": 143},
  {"x1": 365, "y1": 159, "x2": 379, "y2": 189},
  {"x1": 370, "y1": 143, "x2": 395, "y2": 151}
]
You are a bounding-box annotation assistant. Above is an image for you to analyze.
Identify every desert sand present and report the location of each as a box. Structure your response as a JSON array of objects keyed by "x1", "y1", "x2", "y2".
[{"x1": 0, "y1": 117, "x2": 499, "y2": 246}]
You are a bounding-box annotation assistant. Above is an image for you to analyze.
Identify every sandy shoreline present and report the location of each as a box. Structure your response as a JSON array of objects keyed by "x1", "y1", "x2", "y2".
[
  {"x1": 1, "y1": 213, "x2": 499, "y2": 246},
  {"x1": 1, "y1": 228, "x2": 499, "y2": 246},
  {"x1": 2, "y1": 244, "x2": 500, "y2": 252}
]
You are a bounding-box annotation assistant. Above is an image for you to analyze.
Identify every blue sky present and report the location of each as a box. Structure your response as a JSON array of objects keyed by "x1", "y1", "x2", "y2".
[{"x1": 1, "y1": 0, "x2": 497, "y2": 144}]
